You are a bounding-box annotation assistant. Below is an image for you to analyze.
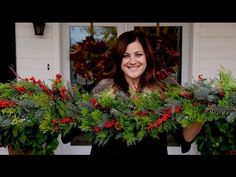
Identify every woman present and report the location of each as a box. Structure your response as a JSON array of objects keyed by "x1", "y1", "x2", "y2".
[{"x1": 90, "y1": 30, "x2": 203, "y2": 157}]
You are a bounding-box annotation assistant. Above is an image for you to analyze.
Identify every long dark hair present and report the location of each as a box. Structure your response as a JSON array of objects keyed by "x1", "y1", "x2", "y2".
[{"x1": 112, "y1": 30, "x2": 157, "y2": 94}]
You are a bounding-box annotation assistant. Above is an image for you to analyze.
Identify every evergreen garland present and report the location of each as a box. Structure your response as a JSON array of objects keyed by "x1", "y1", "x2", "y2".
[{"x1": 0, "y1": 67, "x2": 236, "y2": 150}]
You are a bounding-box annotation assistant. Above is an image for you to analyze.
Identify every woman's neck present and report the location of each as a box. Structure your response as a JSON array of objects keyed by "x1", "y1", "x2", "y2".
[{"x1": 126, "y1": 78, "x2": 140, "y2": 93}]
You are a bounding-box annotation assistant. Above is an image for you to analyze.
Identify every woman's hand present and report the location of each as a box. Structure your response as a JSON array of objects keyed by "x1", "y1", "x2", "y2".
[{"x1": 183, "y1": 121, "x2": 204, "y2": 142}]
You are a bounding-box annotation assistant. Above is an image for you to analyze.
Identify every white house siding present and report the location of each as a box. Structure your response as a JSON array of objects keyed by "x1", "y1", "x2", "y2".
[
  {"x1": 192, "y1": 23, "x2": 236, "y2": 80},
  {"x1": 15, "y1": 23, "x2": 61, "y2": 85}
]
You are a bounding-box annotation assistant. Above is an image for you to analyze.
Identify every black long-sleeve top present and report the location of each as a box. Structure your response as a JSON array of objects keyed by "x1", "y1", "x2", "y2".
[{"x1": 61, "y1": 127, "x2": 192, "y2": 157}]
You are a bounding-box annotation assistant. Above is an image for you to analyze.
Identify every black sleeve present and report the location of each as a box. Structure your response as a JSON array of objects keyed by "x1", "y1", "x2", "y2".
[
  {"x1": 173, "y1": 128, "x2": 193, "y2": 153},
  {"x1": 61, "y1": 127, "x2": 82, "y2": 144}
]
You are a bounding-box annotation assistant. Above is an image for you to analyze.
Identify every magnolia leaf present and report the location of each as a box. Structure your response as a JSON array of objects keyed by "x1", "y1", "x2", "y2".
[
  {"x1": 12, "y1": 126, "x2": 18, "y2": 137},
  {"x1": 19, "y1": 134, "x2": 27, "y2": 143}
]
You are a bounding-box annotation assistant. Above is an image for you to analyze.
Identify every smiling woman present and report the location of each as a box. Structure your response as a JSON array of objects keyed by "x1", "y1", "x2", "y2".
[
  {"x1": 88, "y1": 30, "x2": 200, "y2": 157},
  {"x1": 121, "y1": 39, "x2": 147, "y2": 92}
]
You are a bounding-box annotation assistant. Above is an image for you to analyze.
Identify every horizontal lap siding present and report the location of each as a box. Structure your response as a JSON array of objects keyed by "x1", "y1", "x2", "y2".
[
  {"x1": 198, "y1": 23, "x2": 236, "y2": 79},
  {"x1": 15, "y1": 23, "x2": 54, "y2": 85}
]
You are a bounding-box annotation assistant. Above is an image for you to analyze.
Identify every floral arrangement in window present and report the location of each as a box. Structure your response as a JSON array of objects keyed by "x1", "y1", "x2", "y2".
[
  {"x1": 70, "y1": 36, "x2": 113, "y2": 86},
  {"x1": 154, "y1": 27, "x2": 181, "y2": 82}
]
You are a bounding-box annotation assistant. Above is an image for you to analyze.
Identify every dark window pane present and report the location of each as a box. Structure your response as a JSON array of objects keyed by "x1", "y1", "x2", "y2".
[
  {"x1": 135, "y1": 26, "x2": 182, "y2": 84},
  {"x1": 69, "y1": 26, "x2": 117, "y2": 91}
]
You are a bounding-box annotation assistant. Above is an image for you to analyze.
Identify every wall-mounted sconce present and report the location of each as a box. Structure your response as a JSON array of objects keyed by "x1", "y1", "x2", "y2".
[{"x1": 33, "y1": 22, "x2": 46, "y2": 36}]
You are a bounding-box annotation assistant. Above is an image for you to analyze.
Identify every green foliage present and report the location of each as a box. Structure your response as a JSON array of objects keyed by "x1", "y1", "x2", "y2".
[
  {"x1": 215, "y1": 67, "x2": 236, "y2": 106},
  {"x1": 0, "y1": 124, "x2": 58, "y2": 155},
  {"x1": 59, "y1": 68, "x2": 236, "y2": 149},
  {"x1": 196, "y1": 119, "x2": 236, "y2": 155},
  {"x1": 78, "y1": 89, "x2": 179, "y2": 146},
  {"x1": 0, "y1": 76, "x2": 60, "y2": 154},
  {"x1": 1, "y1": 67, "x2": 236, "y2": 154},
  {"x1": 215, "y1": 67, "x2": 236, "y2": 92},
  {"x1": 193, "y1": 67, "x2": 236, "y2": 154}
]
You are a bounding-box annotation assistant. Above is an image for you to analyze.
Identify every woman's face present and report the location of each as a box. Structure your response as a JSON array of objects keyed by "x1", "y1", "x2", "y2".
[{"x1": 121, "y1": 40, "x2": 147, "y2": 82}]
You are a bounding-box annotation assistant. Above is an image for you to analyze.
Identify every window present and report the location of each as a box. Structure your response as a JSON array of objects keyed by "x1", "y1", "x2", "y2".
[
  {"x1": 62, "y1": 23, "x2": 125, "y2": 88},
  {"x1": 69, "y1": 25, "x2": 117, "y2": 91},
  {"x1": 134, "y1": 26, "x2": 182, "y2": 84}
]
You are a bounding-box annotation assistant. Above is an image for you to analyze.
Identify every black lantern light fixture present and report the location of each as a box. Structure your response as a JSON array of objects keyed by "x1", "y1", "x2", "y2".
[{"x1": 33, "y1": 22, "x2": 46, "y2": 36}]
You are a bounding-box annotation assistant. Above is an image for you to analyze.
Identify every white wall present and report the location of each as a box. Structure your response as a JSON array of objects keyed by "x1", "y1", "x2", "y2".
[
  {"x1": 15, "y1": 23, "x2": 61, "y2": 85},
  {"x1": 191, "y1": 23, "x2": 236, "y2": 80}
]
